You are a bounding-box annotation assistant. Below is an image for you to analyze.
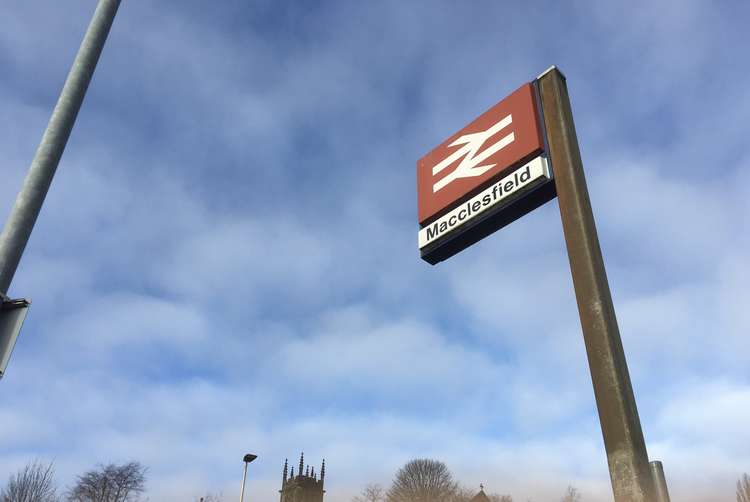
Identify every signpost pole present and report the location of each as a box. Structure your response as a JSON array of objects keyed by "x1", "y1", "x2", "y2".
[{"x1": 537, "y1": 67, "x2": 655, "y2": 501}]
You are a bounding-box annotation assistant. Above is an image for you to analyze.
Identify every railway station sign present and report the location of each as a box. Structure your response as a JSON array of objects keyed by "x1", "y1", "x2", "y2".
[{"x1": 417, "y1": 82, "x2": 556, "y2": 264}]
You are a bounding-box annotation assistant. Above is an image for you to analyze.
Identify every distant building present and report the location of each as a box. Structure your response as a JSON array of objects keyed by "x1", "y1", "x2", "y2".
[
  {"x1": 470, "y1": 484, "x2": 491, "y2": 502},
  {"x1": 279, "y1": 453, "x2": 325, "y2": 502}
]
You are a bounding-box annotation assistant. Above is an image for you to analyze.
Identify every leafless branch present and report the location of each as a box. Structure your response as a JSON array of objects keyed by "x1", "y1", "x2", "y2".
[
  {"x1": 386, "y1": 459, "x2": 458, "y2": 502},
  {"x1": 67, "y1": 461, "x2": 147, "y2": 502},
  {"x1": 738, "y1": 473, "x2": 750, "y2": 502},
  {"x1": 1, "y1": 459, "x2": 60, "y2": 502}
]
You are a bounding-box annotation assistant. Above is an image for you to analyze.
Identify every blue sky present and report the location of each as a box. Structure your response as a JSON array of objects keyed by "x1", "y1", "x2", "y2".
[{"x1": 1, "y1": 1, "x2": 749, "y2": 501}]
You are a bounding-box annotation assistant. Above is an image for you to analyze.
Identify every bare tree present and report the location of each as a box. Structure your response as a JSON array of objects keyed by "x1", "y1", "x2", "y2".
[
  {"x1": 488, "y1": 495, "x2": 513, "y2": 502},
  {"x1": 353, "y1": 484, "x2": 385, "y2": 502},
  {"x1": 738, "y1": 473, "x2": 750, "y2": 502},
  {"x1": 352, "y1": 483, "x2": 384, "y2": 502},
  {"x1": 195, "y1": 494, "x2": 223, "y2": 502},
  {"x1": 451, "y1": 484, "x2": 475, "y2": 502},
  {"x1": 67, "y1": 462, "x2": 147, "y2": 502},
  {"x1": 1, "y1": 460, "x2": 60, "y2": 502},
  {"x1": 386, "y1": 459, "x2": 458, "y2": 502},
  {"x1": 560, "y1": 485, "x2": 581, "y2": 502}
]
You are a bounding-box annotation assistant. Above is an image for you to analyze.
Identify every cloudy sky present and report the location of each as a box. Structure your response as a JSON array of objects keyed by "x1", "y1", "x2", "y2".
[{"x1": 1, "y1": 1, "x2": 749, "y2": 501}]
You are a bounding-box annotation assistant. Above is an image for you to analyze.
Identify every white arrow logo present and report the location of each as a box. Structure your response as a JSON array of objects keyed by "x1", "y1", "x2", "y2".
[{"x1": 432, "y1": 114, "x2": 514, "y2": 192}]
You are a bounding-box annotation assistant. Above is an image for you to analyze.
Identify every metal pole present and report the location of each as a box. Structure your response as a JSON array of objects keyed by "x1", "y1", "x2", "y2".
[
  {"x1": 537, "y1": 66, "x2": 655, "y2": 502},
  {"x1": 0, "y1": 0, "x2": 121, "y2": 295},
  {"x1": 650, "y1": 461, "x2": 671, "y2": 502},
  {"x1": 239, "y1": 461, "x2": 248, "y2": 502}
]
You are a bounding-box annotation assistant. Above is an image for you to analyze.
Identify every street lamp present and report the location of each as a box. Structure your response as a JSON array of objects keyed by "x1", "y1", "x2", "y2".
[{"x1": 239, "y1": 453, "x2": 257, "y2": 502}]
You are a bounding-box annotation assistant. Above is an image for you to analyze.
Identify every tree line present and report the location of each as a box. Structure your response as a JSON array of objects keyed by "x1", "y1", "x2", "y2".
[
  {"x1": 1, "y1": 460, "x2": 146, "y2": 502},
  {"x1": 0, "y1": 460, "x2": 222, "y2": 502},
  {"x1": 353, "y1": 458, "x2": 750, "y2": 502},
  {"x1": 5, "y1": 458, "x2": 750, "y2": 501},
  {"x1": 352, "y1": 458, "x2": 573, "y2": 502}
]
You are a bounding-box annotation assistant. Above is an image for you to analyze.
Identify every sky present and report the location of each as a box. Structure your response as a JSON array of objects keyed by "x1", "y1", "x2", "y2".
[{"x1": 1, "y1": 1, "x2": 749, "y2": 501}]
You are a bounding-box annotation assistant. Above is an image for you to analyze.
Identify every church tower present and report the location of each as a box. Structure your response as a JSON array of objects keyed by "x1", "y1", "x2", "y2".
[{"x1": 279, "y1": 453, "x2": 325, "y2": 502}]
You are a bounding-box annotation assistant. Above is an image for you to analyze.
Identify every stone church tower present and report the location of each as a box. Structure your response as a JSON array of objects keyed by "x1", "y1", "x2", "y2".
[{"x1": 279, "y1": 453, "x2": 325, "y2": 502}]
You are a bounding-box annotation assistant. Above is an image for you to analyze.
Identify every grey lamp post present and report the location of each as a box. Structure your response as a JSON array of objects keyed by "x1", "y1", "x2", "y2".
[{"x1": 239, "y1": 453, "x2": 257, "y2": 502}]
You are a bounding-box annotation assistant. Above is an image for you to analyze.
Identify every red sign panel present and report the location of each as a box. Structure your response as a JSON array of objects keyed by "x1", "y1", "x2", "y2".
[{"x1": 417, "y1": 83, "x2": 544, "y2": 225}]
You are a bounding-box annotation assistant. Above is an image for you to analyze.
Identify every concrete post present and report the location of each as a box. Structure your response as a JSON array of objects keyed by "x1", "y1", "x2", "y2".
[
  {"x1": 536, "y1": 66, "x2": 655, "y2": 501},
  {"x1": 650, "y1": 461, "x2": 671, "y2": 502}
]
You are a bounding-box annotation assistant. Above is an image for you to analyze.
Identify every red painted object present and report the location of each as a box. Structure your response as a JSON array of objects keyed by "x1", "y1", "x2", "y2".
[{"x1": 417, "y1": 83, "x2": 544, "y2": 225}]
